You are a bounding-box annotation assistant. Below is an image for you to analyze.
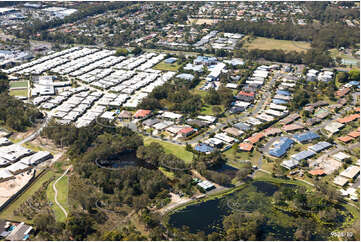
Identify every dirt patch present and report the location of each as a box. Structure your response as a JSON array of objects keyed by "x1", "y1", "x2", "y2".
[{"x1": 0, "y1": 172, "x2": 33, "y2": 207}]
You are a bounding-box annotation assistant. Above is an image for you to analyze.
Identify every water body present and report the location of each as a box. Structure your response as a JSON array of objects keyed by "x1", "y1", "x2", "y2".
[
  {"x1": 169, "y1": 181, "x2": 281, "y2": 235},
  {"x1": 97, "y1": 152, "x2": 140, "y2": 168},
  {"x1": 169, "y1": 181, "x2": 348, "y2": 240}
]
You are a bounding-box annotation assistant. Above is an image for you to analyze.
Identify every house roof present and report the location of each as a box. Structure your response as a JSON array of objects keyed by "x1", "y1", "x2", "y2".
[
  {"x1": 238, "y1": 91, "x2": 255, "y2": 97},
  {"x1": 269, "y1": 137, "x2": 294, "y2": 157},
  {"x1": 179, "y1": 127, "x2": 194, "y2": 134},
  {"x1": 335, "y1": 87, "x2": 350, "y2": 97},
  {"x1": 246, "y1": 132, "x2": 264, "y2": 144},
  {"x1": 334, "y1": 176, "x2": 349, "y2": 187},
  {"x1": 338, "y1": 136, "x2": 354, "y2": 143},
  {"x1": 337, "y1": 114, "x2": 360, "y2": 124},
  {"x1": 239, "y1": 143, "x2": 253, "y2": 151},
  {"x1": 340, "y1": 165, "x2": 360, "y2": 179},
  {"x1": 308, "y1": 141, "x2": 332, "y2": 153},
  {"x1": 118, "y1": 110, "x2": 132, "y2": 118},
  {"x1": 309, "y1": 169, "x2": 325, "y2": 176},
  {"x1": 291, "y1": 150, "x2": 316, "y2": 161},
  {"x1": 293, "y1": 131, "x2": 319, "y2": 143},
  {"x1": 133, "y1": 109, "x2": 151, "y2": 118},
  {"x1": 282, "y1": 123, "x2": 304, "y2": 131},
  {"x1": 195, "y1": 143, "x2": 214, "y2": 153},
  {"x1": 348, "y1": 130, "x2": 360, "y2": 138}
]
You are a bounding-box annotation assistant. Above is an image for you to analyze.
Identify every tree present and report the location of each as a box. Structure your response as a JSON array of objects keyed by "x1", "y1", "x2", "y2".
[
  {"x1": 34, "y1": 213, "x2": 56, "y2": 231},
  {"x1": 348, "y1": 69, "x2": 360, "y2": 81},
  {"x1": 66, "y1": 212, "x2": 95, "y2": 240},
  {"x1": 115, "y1": 48, "x2": 128, "y2": 56},
  {"x1": 336, "y1": 72, "x2": 348, "y2": 83},
  {"x1": 236, "y1": 163, "x2": 252, "y2": 181},
  {"x1": 0, "y1": 72, "x2": 9, "y2": 93},
  {"x1": 136, "y1": 142, "x2": 164, "y2": 167},
  {"x1": 132, "y1": 46, "x2": 142, "y2": 55}
]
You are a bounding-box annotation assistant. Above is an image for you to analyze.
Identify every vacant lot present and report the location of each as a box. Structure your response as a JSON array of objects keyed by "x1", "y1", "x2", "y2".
[
  {"x1": 153, "y1": 61, "x2": 183, "y2": 72},
  {"x1": 143, "y1": 136, "x2": 193, "y2": 163},
  {"x1": 244, "y1": 37, "x2": 311, "y2": 53},
  {"x1": 0, "y1": 170, "x2": 54, "y2": 223}
]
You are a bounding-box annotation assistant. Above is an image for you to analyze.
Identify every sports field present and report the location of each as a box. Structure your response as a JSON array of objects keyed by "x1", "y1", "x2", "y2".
[
  {"x1": 244, "y1": 37, "x2": 311, "y2": 52},
  {"x1": 9, "y1": 89, "x2": 27, "y2": 97},
  {"x1": 9, "y1": 81, "x2": 28, "y2": 89}
]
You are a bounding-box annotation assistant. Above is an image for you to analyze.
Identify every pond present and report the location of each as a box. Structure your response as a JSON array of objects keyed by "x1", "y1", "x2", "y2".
[
  {"x1": 169, "y1": 181, "x2": 282, "y2": 235},
  {"x1": 168, "y1": 181, "x2": 350, "y2": 240},
  {"x1": 96, "y1": 151, "x2": 141, "y2": 168}
]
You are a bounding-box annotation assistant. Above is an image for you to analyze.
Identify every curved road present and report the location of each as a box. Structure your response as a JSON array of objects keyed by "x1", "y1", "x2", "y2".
[
  {"x1": 16, "y1": 113, "x2": 50, "y2": 145},
  {"x1": 53, "y1": 165, "x2": 72, "y2": 218}
]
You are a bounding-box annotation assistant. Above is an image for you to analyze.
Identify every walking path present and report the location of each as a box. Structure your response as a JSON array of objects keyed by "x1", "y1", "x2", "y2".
[{"x1": 53, "y1": 165, "x2": 72, "y2": 218}]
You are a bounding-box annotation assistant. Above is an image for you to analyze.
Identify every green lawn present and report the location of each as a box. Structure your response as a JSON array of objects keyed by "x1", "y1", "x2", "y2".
[
  {"x1": 200, "y1": 104, "x2": 223, "y2": 116},
  {"x1": 9, "y1": 89, "x2": 27, "y2": 97},
  {"x1": 46, "y1": 174, "x2": 69, "y2": 223},
  {"x1": 153, "y1": 61, "x2": 183, "y2": 71},
  {"x1": 143, "y1": 136, "x2": 193, "y2": 163},
  {"x1": 9, "y1": 81, "x2": 28, "y2": 89},
  {"x1": 0, "y1": 171, "x2": 55, "y2": 223},
  {"x1": 244, "y1": 36, "x2": 311, "y2": 53}
]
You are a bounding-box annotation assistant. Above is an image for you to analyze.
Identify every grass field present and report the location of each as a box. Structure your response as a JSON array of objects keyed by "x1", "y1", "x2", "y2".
[
  {"x1": 143, "y1": 136, "x2": 193, "y2": 163},
  {"x1": 46, "y1": 174, "x2": 69, "y2": 223},
  {"x1": 153, "y1": 61, "x2": 183, "y2": 71},
  {"x1": 0, "y1": 171, "x2": 55, "y2": 223},
  {"x1": 9, "y1": 89, "x2": 27, "y2": 97},
  {"x1": 200, "y1": 104, "x2": 224, "y2": 116},
  {"x1": 244, "y1": 37, "x2": 311, "y2": 53},
  {"x1": 9, "y1": 81, "x2": 28, "y2": 89}
]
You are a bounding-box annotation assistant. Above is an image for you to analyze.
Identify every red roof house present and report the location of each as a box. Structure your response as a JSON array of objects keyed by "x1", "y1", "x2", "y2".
[{"x1": 133, "y1": 109, "x2": 151, "y2": 119}]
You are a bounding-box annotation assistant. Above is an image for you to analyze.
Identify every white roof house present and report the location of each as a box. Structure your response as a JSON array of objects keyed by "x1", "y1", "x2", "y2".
[
  {"x1": 334, "y1": 176, "x2": 349, "y2": 187},
  {"x1": 269, "y1": 103, "x2": 288, "y2": 111},
  {"x1": 332, "y1": 152, "x2": 351, "y2": 162},
  {"x1": 281, "y1": 159, "x2": 299, "y2": 170},
  {"x1": 0, "y1": 169, "x2": 14, "y2": 181},
  {"x1": 197, "y1": 115, "x2": 217, "y2": 123},
  {"x1": 324, "y1": 122, "x2": 344, "y2": 134},
  {"x1": 340, "y1": 166, "x2": 360, "y2": 179},
  {"x1": 214, "y1": 133, "x2": 235, "y2": 144},
  {"x1": 7, "y1": 162, "x2": 30, "y2": 175},
  {"x1": 20, "y1": 151, "x2": 52, "y2": 166},
  {"x1": 198, "y1": 180, "x2": 215, "y2": 191},
  {"x1": 161, "y1": 111, "x2": 183, "y2": 120}
]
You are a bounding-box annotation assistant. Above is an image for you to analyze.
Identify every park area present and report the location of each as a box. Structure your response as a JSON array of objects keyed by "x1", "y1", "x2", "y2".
[
  {"x1": 46, "y1": 174, "x2": 69, "y2": 222},
  {"x1": 244, "y1": 37, "x2": 311, "y2": 53},
  {"x1": 143, "y1": 136, "x2": 193, "y2": 163}
]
